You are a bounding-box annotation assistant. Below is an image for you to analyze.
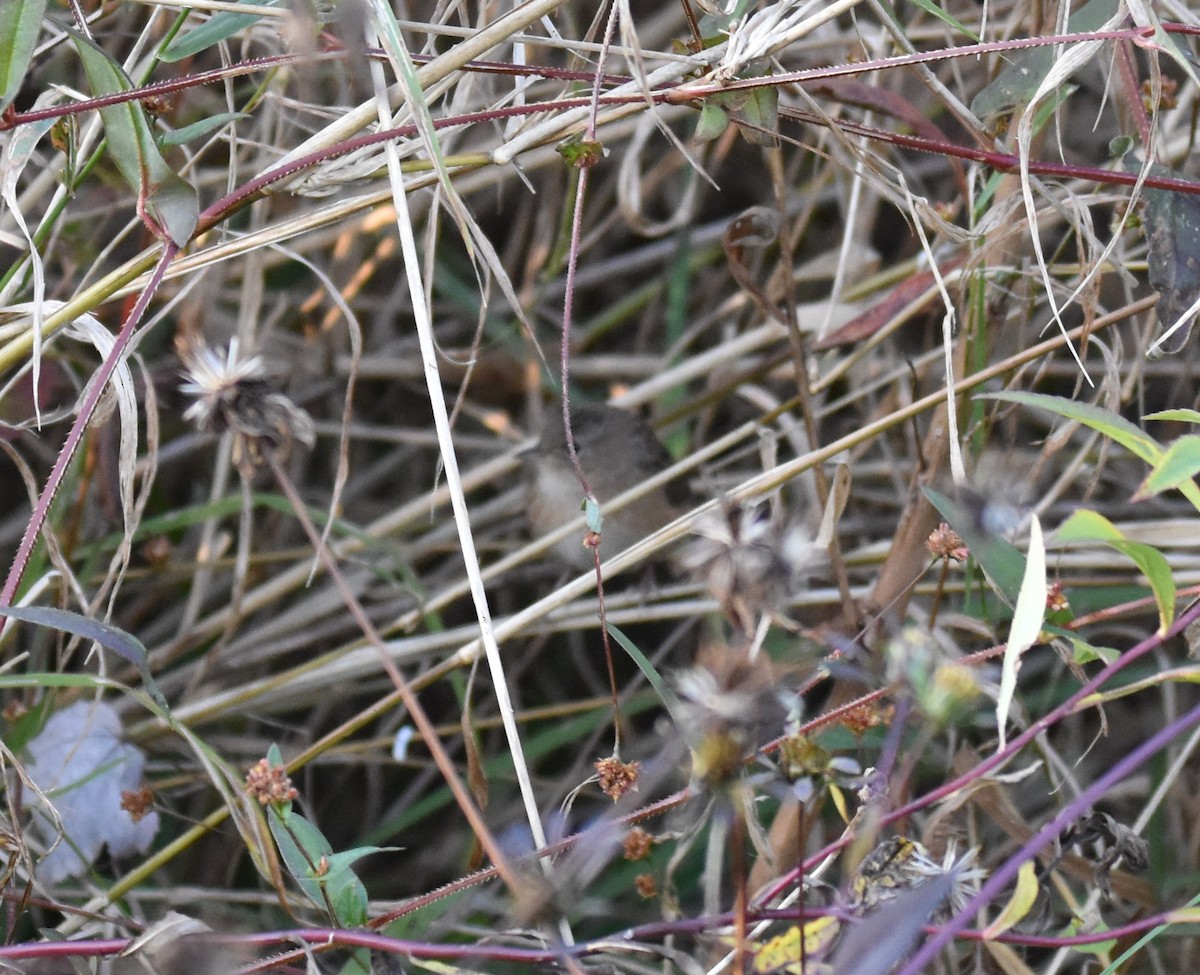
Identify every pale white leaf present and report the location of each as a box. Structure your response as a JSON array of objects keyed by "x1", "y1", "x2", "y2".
[
  {"x1": 24, "y1": 700, "x2": 158, "y2": 882},
  {"x1": 996, "y1": 515, "x2": 1046, "y2": 750}
]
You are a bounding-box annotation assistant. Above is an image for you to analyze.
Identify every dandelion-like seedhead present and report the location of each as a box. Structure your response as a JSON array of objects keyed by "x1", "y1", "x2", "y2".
[
  {"x1": 675, "y1": 645, "x2": 797, "y2": 788},
  {"x1": 178, "y1": 337, "x2": 314, "y2": 467},
  {"x1": 905, "y1": 843, "x2": 987, "y2": 917},
  {"x1": 715, "y1": 0, "x2": 814, "y2": 81},
  {"x1": 679, "y1": 500, "x2": 821, "y2": 635},
  {"x1": 850, "y1": 835, "x2": 986, "y2": 918}
]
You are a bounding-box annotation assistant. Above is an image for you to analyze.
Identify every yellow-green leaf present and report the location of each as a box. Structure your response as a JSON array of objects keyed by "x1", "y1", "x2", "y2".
[
  {"x1": 1135, "y1": 434, "x2": 1200, "y2": 499},
  {"x1": 982, "y1": 861, "x2": 1039, "y2": 939},
  {"x1": 1145, "y1": 408, "x2": 1200, "y2": 424},
  {"x1": 695, "y1": 101, "x2": 730, "y2": 143},
  {"x1": 981, "y1": 391, "x2": 1161, "y2": 464},
  {"x1": 1056, "y1": 510, "x2": 1175, "y2": 634},
  {"x1": 752, "y1": 917, "x2": 840, "y2": 972}
]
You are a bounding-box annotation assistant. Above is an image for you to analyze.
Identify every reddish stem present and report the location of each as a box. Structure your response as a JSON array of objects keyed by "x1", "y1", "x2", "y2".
[{"x1": 0, "y1": 244, "x2": 178, "y2": 620}]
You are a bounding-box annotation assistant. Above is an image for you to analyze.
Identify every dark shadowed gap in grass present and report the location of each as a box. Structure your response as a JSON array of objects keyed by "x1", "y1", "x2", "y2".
[{"x1": 359, "y1": 690, "x2": 662, "y2": 847}]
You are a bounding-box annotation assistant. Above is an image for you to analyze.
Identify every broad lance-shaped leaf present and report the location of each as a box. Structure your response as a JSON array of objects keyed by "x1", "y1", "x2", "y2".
[
  {"x1": 69, "y1": 31, "x2": 197, "y2": 247},
  {"x1": 268, "y1": 800, "x2": 396, "y2": 927},
  {"x1": 969, "y1": 0, "x2": 1119, "y2": 117},
  {"x1": 980, "y1": 390, "x2": 1161, "y2": 462},
  {"x1": 1125, "y1": 155, "x2": 1200, "y2": 354},
  {"x1": 0, "y1": 604, "x2": 166, "y2": 707},
  {"x1": 983, "y1": 391, "x2": 1200, "y2": 514},
  {"x1": 1056, "y1": 509, "x2": 1176, "y2": 634},
  {"x1": 0, "y1": 0, "x2": 47, "y2": 116},
  {"x1": 731, "y1": 84, "x2": 778, "y2": 147},
  {"x1": 1135, "y1": 434, "x2": 1200, "y2": 499},
  {"x1": 160, "y1": 0, "x2": 284, "y2": 62}
]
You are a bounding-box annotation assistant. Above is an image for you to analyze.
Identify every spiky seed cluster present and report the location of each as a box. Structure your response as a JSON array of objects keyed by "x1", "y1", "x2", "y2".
[
  {"x1": 120, "y1": 786, "x2": 155, "y2": 822},
  {"x1": 178, "y1": 337, "x2": 314, "y2": 468},
  {"x1": 595, "y1": 756, "x2": 641, "y2": 801},
  {"x1": 623, "y1": 827, "x2": 654, "y2": 861},
  {"x1": 926, "y1": 522, "x2": 968, "y2": 562},
  {"x1": 838, "y1": 699, "x2": 894, "y2": 736},
  {"x1": 245, "y1": 758, "x2": 298, "y2": 806}
]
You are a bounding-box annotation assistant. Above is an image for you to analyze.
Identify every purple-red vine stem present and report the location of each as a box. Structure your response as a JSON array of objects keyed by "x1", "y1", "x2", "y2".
[{"x1": 0, "y1": 244, "x2": 178, "y2": 621}]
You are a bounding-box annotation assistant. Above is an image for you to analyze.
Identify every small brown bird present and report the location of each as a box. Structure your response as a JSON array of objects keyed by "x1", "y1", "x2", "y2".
[{"x1": 525, "y1": 404, "x2": 690, "y2": 571}]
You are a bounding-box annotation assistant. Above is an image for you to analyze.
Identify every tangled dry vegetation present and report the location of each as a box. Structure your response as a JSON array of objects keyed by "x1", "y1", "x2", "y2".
[{"x1": 3, "y1": 0, "x2": 1200, "y2": 972}]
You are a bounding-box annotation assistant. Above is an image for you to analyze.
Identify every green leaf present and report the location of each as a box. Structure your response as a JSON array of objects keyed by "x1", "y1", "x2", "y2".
[
  {"x1": 0, "y1": 0, "x2": 47, "y2": 115},
  {"x1": 269, "y1": 809, "x2": 332, "y2": 900},
  {"x1": 985, "y1": 392, "x2": 1200, "y2": 512},
  {"x1": 1145, "y1": 408, "x2": 1200, "y2": 424},
  {"x1": 160, "y1": 112, "x2": 251, "y2": 146},
  {"x1": 556, "y1": 136, "x2": 604, "y2": 168},
  {"x1": 0, "y1": 672, "x2": 122, "y2": 690},
  {"x1": 323, "y1": 845, "x2": 397, "y2": 876},
  {"x1": 608, "y1": 623, "x2": 683, "y2": 719},
  {"x1": 980, "y1": 390, "x2": 1162, "y2": 464},
  {"x1": 1056, "y1": 510, "x2": 1176, "y2": 634},
  {"x1": 969, "y1": 0, "x2": 1120, "y2": 116},
  {"x1": 1106, "y1": 540, "x2": 1173, "y2": 632},
  {"x1": 1135, "y1": 434, "x2": 1200, "y2": 499},
  {"x1": 160, "y1": 0, "x2": 285, "y2": 62},
  {"x1": 733, "y1": 85, "x2": 778, "y2": 147},
  {"x1": 0, "y1": 604, "x2": 166, "y2": 708},
  {"x1": 69, "y1": 31, "x2": 198, "y2": 246},
  {"x1": 1067, "y1": 636, "x2": 1119, "y2": 665},
  {"x1": 1126, "y1": 155, "x2": 1200, "y2": 353},
  {"x1": 268, "y1": 804, "x2": 391, "y2": 927},
  {"x1": 324, "y1": 845, "x2": 396, "y2": 927},
  {"x1": 327, "y1": 871, "x2": 369, "y2": 928},
  {"x1": 694, "y1": 101, "x2": 730, "y2": 143},
  {"x1": 1058, "y1": 918, "x2": 1116, "y2": 956},
  {"x1": 906, "y1": 0, "x2": 980, "y2": 41},
  {"x1": 1056, "y1": 508, "x2": 1124, "y2": 543}
]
